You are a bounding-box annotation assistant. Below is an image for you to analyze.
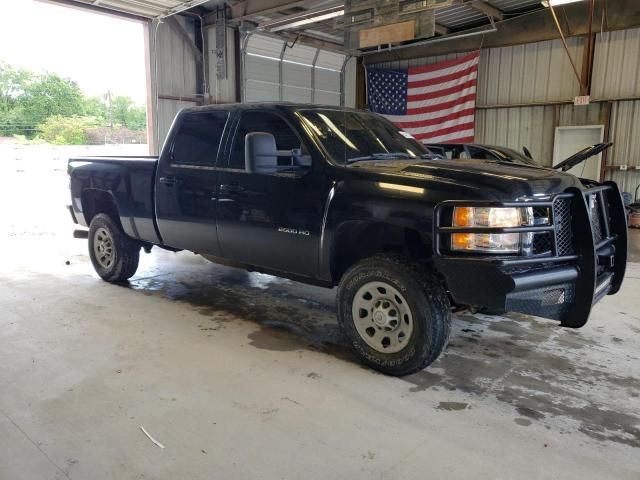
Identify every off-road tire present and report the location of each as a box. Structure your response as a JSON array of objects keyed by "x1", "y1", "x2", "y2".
[
  {"x1": 88, "y1": 214, "x2": 140, "y2": 282},
  {"x1": 337, "y1": 254, "x2": 450, "y2": 376}
]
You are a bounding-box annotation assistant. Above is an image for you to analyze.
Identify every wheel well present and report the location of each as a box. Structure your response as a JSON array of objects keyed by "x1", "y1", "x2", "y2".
[
  {"x1": 331, "y1": 222, "x2": 430, "y2": 284},
  {"x1": 81, "y1": 190, "x2": 123, "y2": 230}
]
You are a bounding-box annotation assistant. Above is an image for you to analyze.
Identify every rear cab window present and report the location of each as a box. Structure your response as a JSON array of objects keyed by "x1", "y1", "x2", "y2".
[{"x1": 171, "y1": 110, "x2": 229, "y2": 165}]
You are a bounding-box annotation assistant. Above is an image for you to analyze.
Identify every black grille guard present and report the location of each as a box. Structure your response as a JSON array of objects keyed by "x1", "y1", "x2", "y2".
[{"x1": 433, "y1": 182, "x2": 628, "y2": 328}]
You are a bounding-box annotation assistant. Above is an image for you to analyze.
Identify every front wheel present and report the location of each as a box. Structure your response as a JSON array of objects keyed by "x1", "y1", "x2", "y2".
[
  {"x1": 337, "y1": 254, "x2": 450, "y2": 376},
  {"x1": 88, "y1": 214, "x2": 140, "y2": 282}
]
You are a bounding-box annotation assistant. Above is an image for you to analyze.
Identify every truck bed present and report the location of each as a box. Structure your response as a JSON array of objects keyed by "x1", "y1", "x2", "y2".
[{"x1": 68, "y1": 155, "x2": 161, "y2": 244}]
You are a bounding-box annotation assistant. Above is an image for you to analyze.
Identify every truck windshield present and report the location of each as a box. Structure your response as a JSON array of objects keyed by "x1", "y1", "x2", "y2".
[{"x1": 297, "y1": 109, "x2": 429, "y2": 165}]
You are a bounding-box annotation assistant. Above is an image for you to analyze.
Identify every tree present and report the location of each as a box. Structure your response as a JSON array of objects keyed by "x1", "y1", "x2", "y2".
[
  {"x1": 111, "y1": 95, "x2": 146, "y2": 130},
  {"x1": 0, "y1": 62, "x2": 32, "y2": 136},
  {"x1": 0, "y1": 62, "x2": 30, "y2": 112},
  {"x1": 21, "y1": 73, "x2": 84, "y2": 126},
  {"x1": 38, "y1": 115, "x2": 100, "y2": 144},
  {"x1": 83, "y1": 96, "x2": 107, "y2": 122}
]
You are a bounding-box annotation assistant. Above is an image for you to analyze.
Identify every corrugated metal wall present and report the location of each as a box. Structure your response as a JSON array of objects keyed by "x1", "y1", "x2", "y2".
[
  {"x1": 609, "y1": 100, "x2": 640, "y2": 193},
  {"x1": 477, "y1": 37, "x2": 583, "y2": 105},
  {"x1": 592, "y1": 27, "x2": 640, "y2": 100},
  {"x1": 475, "y1": 106, "x2": 554, "y2": 164},
  {"x1": 152, "y1": 17, "x2": 199, "y2": 152},
  {"x1": 368, "y1": 30, "x2": 640, "y2": 192}
]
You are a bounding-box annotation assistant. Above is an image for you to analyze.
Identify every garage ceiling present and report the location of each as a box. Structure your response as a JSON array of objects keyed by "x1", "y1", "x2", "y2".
[{"x1": 48, "y1": 0, "x2": 547, "y2": 50}]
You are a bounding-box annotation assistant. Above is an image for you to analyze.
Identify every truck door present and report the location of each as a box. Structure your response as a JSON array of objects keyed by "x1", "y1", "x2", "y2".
[
  {"x1": 215, "y1": 111, "x2": 325, "y2": 278},
  {"x1": 154, "y1": 110, "x2": 229, "y2": 254}
]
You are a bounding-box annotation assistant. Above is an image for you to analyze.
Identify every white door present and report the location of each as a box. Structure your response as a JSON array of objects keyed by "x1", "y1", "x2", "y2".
[{"x1": 553, "y1": 125, "x2": 604, "y2": 181}]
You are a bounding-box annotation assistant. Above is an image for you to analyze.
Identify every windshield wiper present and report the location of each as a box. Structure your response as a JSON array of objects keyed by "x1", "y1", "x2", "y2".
[{"x1": 347, "y1": 152, "x2": 413, "y2": 163}]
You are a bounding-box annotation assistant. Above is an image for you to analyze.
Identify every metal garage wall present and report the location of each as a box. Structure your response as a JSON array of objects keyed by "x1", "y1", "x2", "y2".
[
  {"x1": 367, "y1": 28, "x2": 640, "y2": 189},
  {"x1": 152, "y1": 17, "x2": 199, "y2": 152},
  {"x1": 608, "y1": 100, "x2": 640, "y2": 193},
  {"x1": 477, "y1": 37, "x2": 584, "y2": 105},
  {"x1": 243, "y1": 34, "x2": 346, "y2": 106},
  {"x1": 592, "y1": 27, "x2": 640, "y2": 100},
  {"x1": 475, "y1": 106, "x2": 555, "y2": 166}
]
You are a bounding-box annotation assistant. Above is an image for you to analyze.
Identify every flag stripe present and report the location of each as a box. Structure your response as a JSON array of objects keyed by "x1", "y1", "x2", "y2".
[
  {"x1": 407, "y1": 93, "x2": 477, "y2": 115},
  {"x1": 411, "y1": 122, "x2": 475, "y2": 141},
  {"x1": 407, "y1": 78, "x2": 477, "y2": 105},
  {"x1": 407, "y1": 70, "x2": 478, "y2": 95},
  {"x1": 384, "y1": 101, "x2": 476, "y2": 125},
  {"x1": 367, "y1": 52, "x2": 479, "y2": 144},
  {"x1": 408, "y1": 65, "x2": 479, "y2": 89},
  {"x1": 399, "y1": 114, "x2": 476, "y2": 136}
]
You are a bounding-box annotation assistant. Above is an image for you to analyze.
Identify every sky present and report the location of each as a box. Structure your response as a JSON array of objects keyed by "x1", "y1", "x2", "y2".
[{"x1": 0, "y1": 1, "x2": 147, "y2": 104}]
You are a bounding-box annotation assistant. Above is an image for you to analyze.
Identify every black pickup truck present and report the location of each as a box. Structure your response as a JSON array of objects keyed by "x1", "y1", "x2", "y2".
[{"x1": 68, "y1": 103, "x2": 628, "y2": 376}]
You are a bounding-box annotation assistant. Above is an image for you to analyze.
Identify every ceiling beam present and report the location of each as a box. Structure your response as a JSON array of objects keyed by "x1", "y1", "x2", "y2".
[
  {"x1": 469, "y1": 0, "x2": 504, "y2": 21},
  {"x1": 364, "y1": 0, "x2": 640, "y2": 63},
  {"x1": 434, "y1": 23, "x2": 450, "y2": 35},
  {"x1": 226, "y1": 0, "x2": 312, "y2": 21}
]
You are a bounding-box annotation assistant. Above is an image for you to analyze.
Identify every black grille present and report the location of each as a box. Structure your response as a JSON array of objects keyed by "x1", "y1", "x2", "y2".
[
  {"x1": 588, "y1": 194, "x2": 606, "y2": 244},
  {"x1": 533, "y1": 232, "x2": 553, "y2": 255},
  {"x1": 553, "y1": 198, "x2": 574, "y2": 255},
  {"x1": 506, "y1": 282, "x2": 575, "y2": 321}
]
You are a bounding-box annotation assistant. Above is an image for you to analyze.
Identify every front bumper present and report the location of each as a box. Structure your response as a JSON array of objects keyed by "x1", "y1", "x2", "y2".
[{"x1": 433, "y1": 183, "x2": 627, "y2": 328}]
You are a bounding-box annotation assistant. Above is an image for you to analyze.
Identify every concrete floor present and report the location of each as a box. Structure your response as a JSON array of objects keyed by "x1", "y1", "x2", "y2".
[{"x1": 1, "y1": 147, "x2": 640, "y2": 479}]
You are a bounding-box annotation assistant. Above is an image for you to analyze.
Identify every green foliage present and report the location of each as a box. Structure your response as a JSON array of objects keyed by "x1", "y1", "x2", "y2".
[
  {"x1": 0, "y1": 62, "x2": 32, "y2": 136},
  {"x1": 0, "y1": 62, "x2": 146, "y2": 142},
  {"x1": 38, "y1": 115, "x2": 100, "y2": 145},
  {"x1": 83, "y1": 96, "x2": 107, "y2": 121},
  {"x1": 111, "y1": 95, "x2": 147, "y2": 130},
  {"x1": 21, "y1": 73, "x2": 84, "y2": 126}
]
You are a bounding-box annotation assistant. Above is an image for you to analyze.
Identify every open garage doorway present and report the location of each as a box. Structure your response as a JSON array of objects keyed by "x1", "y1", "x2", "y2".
[{"x1": 0, "y1": 1, "x2": 150, "y2": 154}]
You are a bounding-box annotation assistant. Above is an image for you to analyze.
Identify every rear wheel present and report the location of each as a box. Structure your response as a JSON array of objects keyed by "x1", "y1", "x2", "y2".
[
  {"x1": 88, "y1": 214, "x2": 140, "y2": 282},
  {"x1": 337, "y1": 254, "x2": 450, "y2": 376}
]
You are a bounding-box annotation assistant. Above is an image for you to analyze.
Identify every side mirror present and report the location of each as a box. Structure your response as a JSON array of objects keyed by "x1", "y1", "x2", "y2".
[{"x1": 245, "y1": 132, "x2": 277, "y2": 174}]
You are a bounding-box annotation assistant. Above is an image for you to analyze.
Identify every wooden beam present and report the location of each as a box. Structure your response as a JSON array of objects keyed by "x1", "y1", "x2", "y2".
[{"x1": 469, "y1": 0, "x2": 504, "y2": 21}]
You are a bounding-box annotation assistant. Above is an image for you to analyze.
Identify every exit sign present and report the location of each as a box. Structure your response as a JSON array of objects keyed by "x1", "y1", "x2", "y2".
[{"x1": 574, "y1": 95, "x2": 590, "y2": 106}]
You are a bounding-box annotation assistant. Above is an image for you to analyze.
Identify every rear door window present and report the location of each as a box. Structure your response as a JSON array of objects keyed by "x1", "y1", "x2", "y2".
[{"x1": 172, "y1": 111, "x2": 229, "y2": 165}]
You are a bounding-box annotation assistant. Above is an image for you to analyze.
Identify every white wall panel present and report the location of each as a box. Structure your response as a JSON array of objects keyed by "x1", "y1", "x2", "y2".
[{"x1": 592, "y1": 27, "x2": 640, "y2": 100}]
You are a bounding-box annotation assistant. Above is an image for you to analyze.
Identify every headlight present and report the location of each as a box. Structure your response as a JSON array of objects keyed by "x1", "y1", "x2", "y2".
[{"x1": 451, "y1": 207, "x2": 533, "y2": 253}]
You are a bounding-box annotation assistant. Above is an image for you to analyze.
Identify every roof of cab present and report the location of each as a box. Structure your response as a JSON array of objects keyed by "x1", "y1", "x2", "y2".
[{"x1": 180, "y1": 102, "x2": 364, "y2": 114}]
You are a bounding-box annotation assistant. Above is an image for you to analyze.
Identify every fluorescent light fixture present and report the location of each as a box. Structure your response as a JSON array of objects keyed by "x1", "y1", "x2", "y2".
[
  {"x1": 541, "y1": 0, "x2": 584, "y2": 6},
  {"x1": 261, "y1": 6, "x2": 345, "y2": 33}
]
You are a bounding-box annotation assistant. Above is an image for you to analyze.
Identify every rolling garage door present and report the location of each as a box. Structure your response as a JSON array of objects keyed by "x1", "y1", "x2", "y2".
[{"x1": 243, "y1": 33, "x2": 345, "y2": 105}]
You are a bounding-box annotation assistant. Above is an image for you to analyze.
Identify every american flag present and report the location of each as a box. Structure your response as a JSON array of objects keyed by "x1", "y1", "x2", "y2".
[{"x1": 366, "y1": 52, "x2": 480, "y2": 144}]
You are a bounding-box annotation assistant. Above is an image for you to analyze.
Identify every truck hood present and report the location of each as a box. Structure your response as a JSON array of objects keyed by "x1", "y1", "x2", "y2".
[{"x1": 347, "y1": 158, "x2": 583, "y2": 200}]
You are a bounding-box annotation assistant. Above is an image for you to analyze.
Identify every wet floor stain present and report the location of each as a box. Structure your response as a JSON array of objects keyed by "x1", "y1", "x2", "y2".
[
  {"x1": 514, "y1": 418, "x2": 532, "y2": 427},
  {"x1": 123, "y1": 257, "x2": 640, "y2": 449},
  {"x1": 436, "y1": 401, "x2": 468, "y2": 411},
  {"x1": 404, "y1": 313, "x2": 640, "y2": 448}
]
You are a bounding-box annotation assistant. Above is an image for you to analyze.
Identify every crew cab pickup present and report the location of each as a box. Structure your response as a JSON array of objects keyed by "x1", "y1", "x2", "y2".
[{"x1": 68, "y1": 103, "x2": 628, "y2": 376}]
